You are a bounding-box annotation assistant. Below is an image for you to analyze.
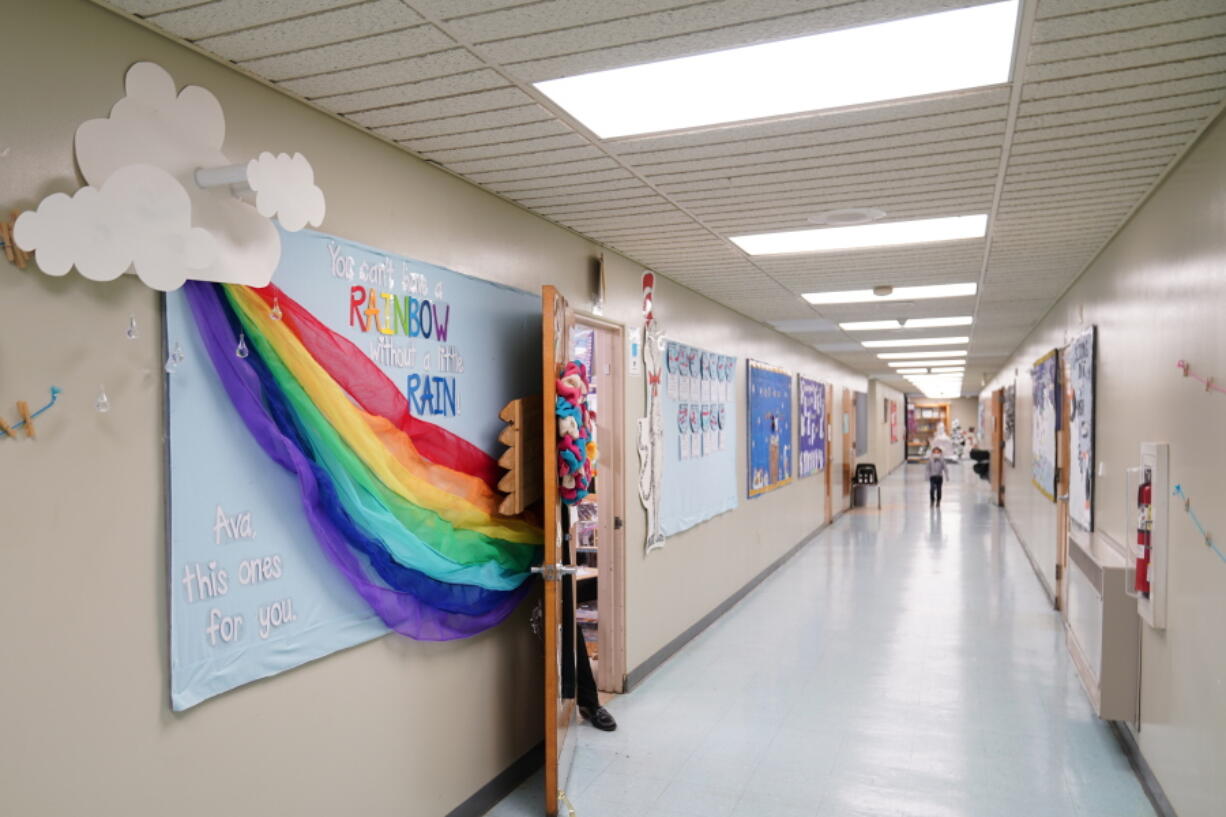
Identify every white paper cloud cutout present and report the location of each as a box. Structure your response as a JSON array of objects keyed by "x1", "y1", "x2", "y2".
[
  {"x1": 247, "y1": 152, "x2": 326, "y2": 232},
  {"x1": 14, "y1": 164, "x2": 216, "y2": 290},
  {"x1": 16, "y1": 61, "x2": 326, "y2": 290}
]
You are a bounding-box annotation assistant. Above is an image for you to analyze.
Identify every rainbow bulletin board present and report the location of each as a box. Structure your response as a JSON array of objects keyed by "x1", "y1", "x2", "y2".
[
  {"x1": 747, "y1": 360, "x2": 793, "y2": 498},
  {"x1": 797, "y1": 376, "x2": 826, "y2": 478},
  {"x1": 660, "y1": 341, "x2": 738, "y2": 535},
  {"x1": 166, "y1": 228, "x2": 541, "y2": 710}
]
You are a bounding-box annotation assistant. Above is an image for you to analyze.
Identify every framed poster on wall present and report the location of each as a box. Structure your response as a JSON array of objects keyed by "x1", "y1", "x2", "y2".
[
  {"x1": 797, "y1": 375, "x2": 826, "y2": 478},
  {"x1": 1003, "y1": 383, "x2": 1016, "y2": 466},
  {"x1": 1031, "y1": 349, "x2": 1060, "y2": 502},
  {"x1": 1066, "y1": 327, "x2": 1096, "y2": 530},
  {"x1": 747, "y1": 360, "x2": 793, "y2": 497},
  {"x1": 889, "y1": 400, "x2": 899, "y2": 444},
  {"x1": 166, "y1": 228, "x2": 541, "y2": 709}
]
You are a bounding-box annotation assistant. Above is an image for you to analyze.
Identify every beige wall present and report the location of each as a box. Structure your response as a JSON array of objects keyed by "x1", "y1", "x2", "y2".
[
  {"x1": 867, "y1": 380, "x2": 905, "y2": 475},
  {"x1": 982, "y1": 110, "x2": 1226, "y2": 817},
  {"x1": 0, "y1": 3, "x2": 865, "y2": 815}
]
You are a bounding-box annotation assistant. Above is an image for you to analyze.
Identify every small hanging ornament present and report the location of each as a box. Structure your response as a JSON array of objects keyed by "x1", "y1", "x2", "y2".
[
  {"x1": 125, "y1": 314, "x2": 139, "y2": 340},
  {"x1": 235, "y1": 332, "x2": 249, "y2": 359},
  {"x1": 270, "y1": 296, "x2": 283, "y2": 321},
  {"x1": 165, "y1": 341, "x2": 184, "y2": 374},
  {"x1": 95, "y1": 385, "x2": 110, "y2": 413}
]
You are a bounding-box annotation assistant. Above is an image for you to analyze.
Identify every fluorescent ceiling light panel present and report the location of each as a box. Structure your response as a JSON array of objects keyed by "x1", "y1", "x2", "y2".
[
  {"x1": 534, "y1": 2, "x2": 1018, "y2": 138},
  {"x1": 841, "y1": 320, "x2": 903, "y2": 331},
  {"x1": 861, "y1": 336, "x2": 969, "y2": 348},
  {"x1": 734, "y1": 215, "x2": 988, "y2": 256},
  {"x1": 802, "y1": 282, "x2": 978, "y2": 305},
  {"x1": 889, "y1": 360, "x2": 970, "y2": 368},
  {"x1": 930, "y1": 366, "x2": 966, "y2": 373},
  {"x1": 906, "y1": 316, "x2": 974, "y2": 328},
  {"x1": 895, "y1": 368, "x2": 928, "y2": 374},
  {"x1": 877, "y1": 350, "x2": 967, "y2": 359}
]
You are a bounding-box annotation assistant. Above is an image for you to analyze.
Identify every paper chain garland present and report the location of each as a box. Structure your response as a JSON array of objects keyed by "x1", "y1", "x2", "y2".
[
  {"x1": 184, "y1": 281, "x2": 542, "y2": 641},
  {"x1": 556, "y1": 360, "x2": 597, "y2": 505}
]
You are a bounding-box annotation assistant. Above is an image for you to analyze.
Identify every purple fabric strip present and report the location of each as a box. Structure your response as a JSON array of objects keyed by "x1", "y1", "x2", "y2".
[{"x1": 182, "y1": 281, "x2": 530, "y2": 640}]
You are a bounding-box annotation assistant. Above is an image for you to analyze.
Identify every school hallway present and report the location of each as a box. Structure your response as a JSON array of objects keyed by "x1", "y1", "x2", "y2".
[{"x1": 489, "y1": 464, "x2": 1154, "y2": 817}]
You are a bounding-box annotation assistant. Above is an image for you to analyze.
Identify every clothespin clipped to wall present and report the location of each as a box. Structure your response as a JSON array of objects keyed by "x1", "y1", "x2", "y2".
[
  {"x1": 0, "y1": 387, "x2": 61, "y2": 441},
  {"x1": 0, "y1": 210, "x2": 30, "y2": 270}
]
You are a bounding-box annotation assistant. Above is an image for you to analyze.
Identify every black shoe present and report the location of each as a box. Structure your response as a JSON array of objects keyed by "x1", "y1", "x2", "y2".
[{"x1": 580, "y1": 706, "x2": 617, "y2": 731}]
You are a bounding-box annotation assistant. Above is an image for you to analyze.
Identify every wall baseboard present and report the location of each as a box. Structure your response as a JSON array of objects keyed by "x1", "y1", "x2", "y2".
[
  {"x1": 625, "y1": 519, "x2": 830, "y2": 690},
  {"x1": 444, "y1": 741, "x2": 543, "y2": 817},
  {"x1": 1110, "y1": 722, "x2": 1178, "y2": 817}
]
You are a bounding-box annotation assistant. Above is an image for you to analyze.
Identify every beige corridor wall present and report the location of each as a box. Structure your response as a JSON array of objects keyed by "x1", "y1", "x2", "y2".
[
  {"x1": 0, "y1": 3, "x2": 865, "y2": 816},
  {"x1": 982, "y1": 110, "x2": 1226, "y2": 817},
  {"x1": 867, "y1": 380, "x2": 905, "y2": 475}
]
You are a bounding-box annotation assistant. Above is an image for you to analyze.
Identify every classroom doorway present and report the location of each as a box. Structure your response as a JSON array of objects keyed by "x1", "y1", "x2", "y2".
[{"x1": 569, "y1": 315, "x2": 627, "y2": 695}]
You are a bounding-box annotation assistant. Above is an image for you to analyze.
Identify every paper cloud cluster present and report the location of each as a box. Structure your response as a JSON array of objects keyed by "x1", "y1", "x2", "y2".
[
  {"x1": 15, "y1": 164, "x2": 216, "y2": 290},
  {"x1": 247, "y1": 152, "x2": 326, "y2": 233},
  {"x1": 15, "y1": 61, "x2": 326, "y2": 291}
]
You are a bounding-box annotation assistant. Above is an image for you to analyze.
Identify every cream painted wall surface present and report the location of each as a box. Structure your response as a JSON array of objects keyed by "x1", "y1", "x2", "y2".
[
  {"x1": 982, "y1": 110, "x2": 1226, "y2": 817},
  {"x1": 0, "y1": 3, "x2": 866, "y2": 815},
  {"x1": 867, "y1": 380, "x2": 905, "y2": 476}
]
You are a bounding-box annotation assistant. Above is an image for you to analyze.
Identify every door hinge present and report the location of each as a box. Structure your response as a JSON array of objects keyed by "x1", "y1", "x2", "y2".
[
  {"x1": 1055, "y1": 564, "x2": 1063, "y2": 580},
  {"x1": 614, "y1": 516, "x2": 624, "y2": 530}
]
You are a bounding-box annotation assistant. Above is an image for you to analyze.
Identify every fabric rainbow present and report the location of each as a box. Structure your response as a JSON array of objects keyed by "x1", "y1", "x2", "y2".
[{"x1": 183, "y1": 281, "x2": 542, "y2": 641}]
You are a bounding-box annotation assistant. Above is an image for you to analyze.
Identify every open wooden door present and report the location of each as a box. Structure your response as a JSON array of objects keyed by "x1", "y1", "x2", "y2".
[
  {"x1": 539, "y1": 285, "x2": 577, "y2": 817},
  {"x1": 824, "y1": 383, "x2": 833, "y2": 525},
  {"x1": 989, "y1": 389, "x2": 1005, "y2": 506},
  {"x1": 1055, "y1": 355, "x2": 1072, "y2": 612}
]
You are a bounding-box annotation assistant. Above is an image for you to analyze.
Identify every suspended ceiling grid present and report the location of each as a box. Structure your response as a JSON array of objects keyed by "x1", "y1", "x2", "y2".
[{"x1": 99, "y1": 0, "x2": 1226, "y2": 396}]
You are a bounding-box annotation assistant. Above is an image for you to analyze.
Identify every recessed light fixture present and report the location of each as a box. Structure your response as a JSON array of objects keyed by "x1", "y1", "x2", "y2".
[
  {"x1": 840, "y1": 320, "x2": 903, "y2": 331},
  {"x1": 802, "y1": 282, "x2": 978, "y2": 305},
  {"x1": 930, "y1": 366, "x2": 966, "y2": 373},
  {"x1": 906, "y1": 316, "x2": 974, "y2": 328},
  {"x1": 878, "y1": 350, "x2": 967, "y2": 359},
  {"x1": 534, "y1": 2, "x2": 1018, "y2": 138},
  {"x1": 896, "y1": 368, "x2": 929, "y2": 374},
  {"x1": 889, "y1": 359, "x2": 969, "y2": 367},
  {"x1": 840, "y1": 316, "x2": 974, "y2": 330},
  {"x1": 861, "y1": 336, "x2": 969, "y2": 348},
  {"x1": 735, "y1": 215, "x2": 989, "y2": 256}
]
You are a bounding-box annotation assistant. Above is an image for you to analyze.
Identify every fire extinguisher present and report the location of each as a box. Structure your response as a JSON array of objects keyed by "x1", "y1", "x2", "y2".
[{"x1": 1135, "y1": 472, "x2": 1152, "y2": 596}]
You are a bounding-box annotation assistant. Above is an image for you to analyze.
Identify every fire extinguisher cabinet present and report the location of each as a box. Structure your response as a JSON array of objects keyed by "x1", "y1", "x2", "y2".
[{"x1": 1124, "y1": 442, "x2": 1169, "y2": 630}]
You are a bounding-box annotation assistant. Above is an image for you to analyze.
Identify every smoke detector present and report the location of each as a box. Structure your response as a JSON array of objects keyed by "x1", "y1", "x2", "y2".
[{"x1": 808, "y1": 207, "x2": 887, "y2": 226}]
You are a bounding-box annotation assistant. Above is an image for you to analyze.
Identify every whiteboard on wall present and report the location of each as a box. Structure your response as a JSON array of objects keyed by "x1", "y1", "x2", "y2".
[{"x1": 166, "y1": 228, "x2": 540, "y2": 710}]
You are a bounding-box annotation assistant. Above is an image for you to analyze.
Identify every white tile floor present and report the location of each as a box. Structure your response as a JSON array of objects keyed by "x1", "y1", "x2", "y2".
[{"x1": 487, "y1": 465, "x2": 1155, "y2": 817}]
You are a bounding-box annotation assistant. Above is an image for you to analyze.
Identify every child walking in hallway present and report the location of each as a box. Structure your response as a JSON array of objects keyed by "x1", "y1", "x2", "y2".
[{"x1": 927, "y1": 447, "x2": 947, "y2": 507}]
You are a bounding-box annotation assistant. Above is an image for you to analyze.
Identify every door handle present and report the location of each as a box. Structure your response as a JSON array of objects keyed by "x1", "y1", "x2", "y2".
[{"x1": 530, "y1": 564, "x2": 581, "y2": 581}]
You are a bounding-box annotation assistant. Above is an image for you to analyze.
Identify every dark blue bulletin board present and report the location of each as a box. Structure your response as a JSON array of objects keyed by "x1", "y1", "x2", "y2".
[{"x1": 747, "y1": 359, "x2": 793, "y2": 498}]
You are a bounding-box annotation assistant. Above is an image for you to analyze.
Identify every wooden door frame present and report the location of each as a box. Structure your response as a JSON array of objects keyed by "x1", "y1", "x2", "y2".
[
  {"x1": 824, "y1": 383, "x2": 833, "y2": 525},
  {"x1": 1055, "y1": 355, "x2": 1072, "y2": 612},
  {"x1": 572, "y1": 312, "x2": 627, "y2": 694},
  {"x1": 990, "y1": 389, "x2": 1005, "y2": 506},
  {"x1": 842, "y1": 387, "x2": 854, "y2": 501}
]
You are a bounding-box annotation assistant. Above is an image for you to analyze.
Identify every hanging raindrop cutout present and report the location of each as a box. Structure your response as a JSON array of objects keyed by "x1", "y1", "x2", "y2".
[
  {"x1": 126, "y1": 314, "x2": 139, "y2": 340},
  {"x1": 166, "y1": 341, "x2": 184, "y2": 374},
  {"x1": 235, "y1": 333, "x2": 249, "y2": 359},
  {"x1": 95, "y1": 385, "x2": 110, "y2": 413}
]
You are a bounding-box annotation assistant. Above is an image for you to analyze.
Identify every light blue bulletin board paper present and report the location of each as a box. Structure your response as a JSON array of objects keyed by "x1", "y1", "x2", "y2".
[
  {"x1": 167, "y1": 228, "x2": 540, "y2": 710},
  {"x1": 659, "y1": 341, "x2": 738, "y2": 535},
  {"x1": 747, "y1": 360, "x2": 793, "y2": 498}
]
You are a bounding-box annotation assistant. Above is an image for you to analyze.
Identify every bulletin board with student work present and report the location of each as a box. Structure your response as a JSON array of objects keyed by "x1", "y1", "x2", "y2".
[
  {"x1": 659, "y1": 341, "x2": 738, "y2": 535},
  {"x1": 797, "y1": 376, "x2": 827, "y2": 478},
  {"x1": 165, "y1": 227, "x2": 541, "y2": 710},
  {"x1": 747, "y1": 360, "x2": 793, "y2": 498},
  {"x1": 1032, "y1": 349, "x2": 1060, "y2": 502}
]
